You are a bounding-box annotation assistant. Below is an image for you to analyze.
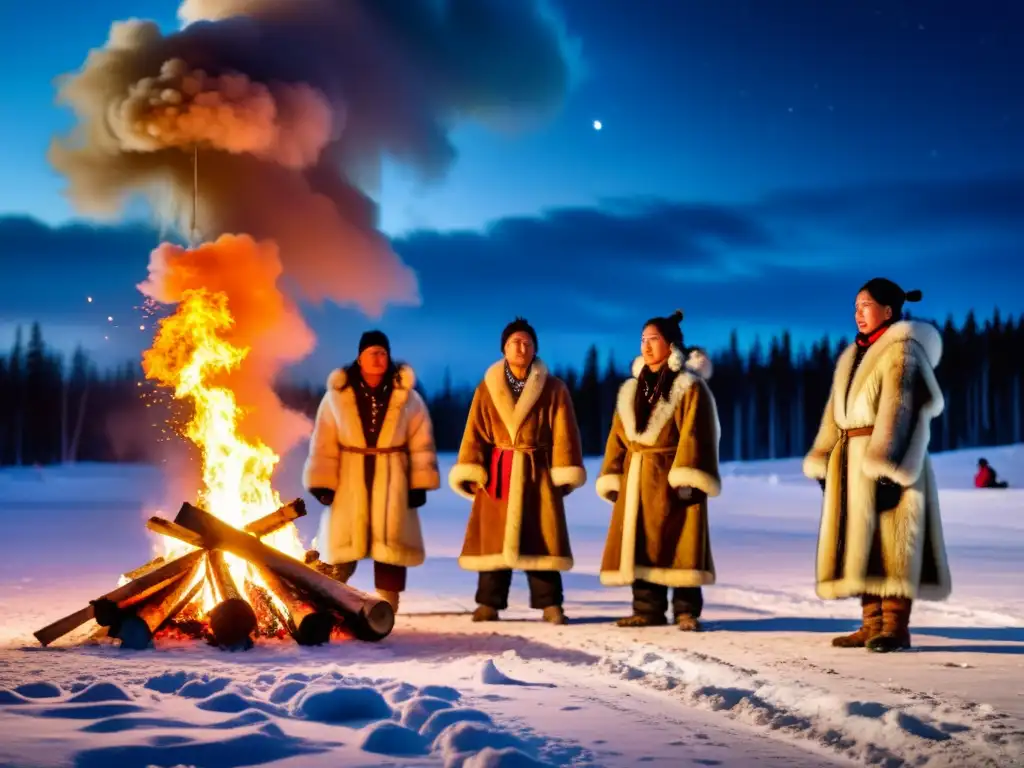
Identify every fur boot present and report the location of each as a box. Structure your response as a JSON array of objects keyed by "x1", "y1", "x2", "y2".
[
  {"x1": 866, "y1": 597, "x2": 913, "y2": 652},
  {"x1": 378, "y1": 589, "x2": 400, "y2": 613},
  {"x1": 832, "y1": 595, "x2": 883, "y2": 648},
  {"x1": 472, "y1": 605, "x2": 500, "y2": 622},
  {"x1": 676, "y1": 615, "x2": 701, "y2": 632},
  {"x1": 615, "y1": 614, "x2": 669, "y2": 627},
  {"x1": 542, "y1": 606, "x2": 568, "y2": 625}
]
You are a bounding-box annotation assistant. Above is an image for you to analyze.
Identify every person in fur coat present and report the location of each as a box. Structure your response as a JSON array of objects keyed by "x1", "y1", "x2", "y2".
[
  {"x1": 595, "y1": 310, "x2": 722, "y2": 631},
  {"x1": 449, "y1": 318, "x2": 587, "y2": 625},
  {"x1": 803, "y1": 278, "x2": 951, "y2": 652},
  {"x1": 303, "y1": 330, "x2": 441, "y2": 613}
]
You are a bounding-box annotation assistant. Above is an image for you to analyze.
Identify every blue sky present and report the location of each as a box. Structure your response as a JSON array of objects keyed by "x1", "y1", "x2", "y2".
[{"x1": 2, "y1": 0, "x2": 1023, "y2": 391}]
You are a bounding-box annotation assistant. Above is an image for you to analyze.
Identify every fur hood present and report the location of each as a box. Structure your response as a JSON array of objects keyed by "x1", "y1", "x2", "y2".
[
  {"x1": 327, "y1": 363, "x2": 416, "y2": 391},
  {"x1": 631, "y1": 345, "x2": 713, "y2": 380}
]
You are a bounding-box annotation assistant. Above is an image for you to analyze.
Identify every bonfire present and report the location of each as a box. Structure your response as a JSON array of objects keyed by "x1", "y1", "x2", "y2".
[{"x1": 33, "y1": 269, "x2": 394, "y2": 651}]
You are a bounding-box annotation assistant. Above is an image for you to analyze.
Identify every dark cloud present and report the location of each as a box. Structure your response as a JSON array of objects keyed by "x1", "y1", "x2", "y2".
[
  {"x1": 0, "y1": 215, "x2": 160, "y2": 264},
  {"x1": 757, "y1": 175, "x2": 1024, "y2": 237},
  {"x1": 3, "y1": 173, "x2": 1021, "y2": 385}
]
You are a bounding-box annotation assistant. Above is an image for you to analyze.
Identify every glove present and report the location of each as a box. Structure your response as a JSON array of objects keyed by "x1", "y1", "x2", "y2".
[
  {"x1": 310, "y1": 487, "x2": 335, "y2": 506},
  {"x1": 676, "y1": 486, "x2": 707, "y2": 504},
  {"x1": 408, "y1": 488, "x2": 427, "y2": 508},
  {"x1": 818, "y1": 477, "x2": 826, "y2": 492},
  {"x1": 876, "y1": 477, "x2": 902, "y2": 512}
]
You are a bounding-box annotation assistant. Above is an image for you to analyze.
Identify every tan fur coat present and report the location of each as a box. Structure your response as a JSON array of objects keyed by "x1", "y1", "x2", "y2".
[
  {"x1": 596, "y1": 347, "x2": 722, "y2": 587},
  {"x1": 449, "y1": 359, "x2": 586, "y2": 572},
  {"x1": 302, "y1": 364, "x2": 440, "y2": 567},
  {"x1": 803, "y1": 320, "x2": 951, "y2": 601}
]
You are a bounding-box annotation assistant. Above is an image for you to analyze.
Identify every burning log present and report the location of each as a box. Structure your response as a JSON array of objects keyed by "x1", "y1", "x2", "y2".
[
  {"x1": 143, "y1": 499, "x2": 306, "y2": 554},
  {"x1": 173, "y1": 502, "x2": 394, "y2": 641},
  {"x1": 244, "y1": 499, "x2": 306, "y2": 537},
  {"x1": 121, "y1": 556, "x2": 166, "y2": 581},
  {"x1": 146, "y1": 517, "x2": 206, "y2": 548},
  {"x1": 33, "y1": 549, "x2": 205, "y2": 646},
  {"x1": 106, "y1": 556, "x2": 206, "y2": 650},
  {"x1": 205, "y1": 549, "x2": 257, "y2": 649},
  {"x1": 250, "y1": 563, "x2": 334, "y2": 646}
]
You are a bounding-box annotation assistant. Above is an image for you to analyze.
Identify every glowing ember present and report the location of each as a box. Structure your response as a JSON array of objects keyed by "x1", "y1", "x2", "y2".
[{"x1": 141, "y1": 283, "x2": 304, "y2": 618}]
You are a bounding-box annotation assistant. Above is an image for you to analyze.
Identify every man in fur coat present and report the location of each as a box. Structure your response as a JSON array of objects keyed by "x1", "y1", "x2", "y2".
[
  {"x1": 303, "y1": 330, "x2": 441, "y2": 613},
  {"x1": 803, "y1": 279, "x2": 951, "y2": 652},
  {"x1": 596, "y1": 310, "x2": 721, "y2": 631},
  {"x1": 449, "y1": 318, "x2": 587, "y2": 625}
]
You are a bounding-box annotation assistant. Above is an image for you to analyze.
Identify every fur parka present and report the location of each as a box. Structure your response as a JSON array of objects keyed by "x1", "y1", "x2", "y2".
[
  {"x1": 596, "y1": 346, "x2": 722, "y2": 587},
  {"x1": 803, "y1": 320, "x2": 952, "y2": 601},
  {"x1": 302, "y1": 364, "x2": 440, "y2": 567},
  {"x1": 449, "y1": 359, "x2": 586, "y2": 572}
]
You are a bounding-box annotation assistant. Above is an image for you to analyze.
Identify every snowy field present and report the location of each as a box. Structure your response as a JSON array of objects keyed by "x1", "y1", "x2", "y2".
[{"x1": 0, "y1": 446, "x2": 1022, "y2": 767}]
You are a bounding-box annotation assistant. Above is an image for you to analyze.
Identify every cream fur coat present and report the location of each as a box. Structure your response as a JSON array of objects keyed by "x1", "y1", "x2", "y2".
[
  {"x1": 803, "y1": 320, "x2": 951, "y2": 601},
  {"x1": 302, "y1": 364, "x2": 440, "y2": 567}
]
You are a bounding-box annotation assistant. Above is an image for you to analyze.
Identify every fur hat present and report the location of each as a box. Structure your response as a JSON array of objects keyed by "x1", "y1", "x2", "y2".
[
  {"x1": 500, "y1": 317, "x2": 538, "y2": 352},
  {"x1": 358, "y1": 329, "x2": 390, "y2": 356},
  {"x1": 859, "y1": 278, "x2": 922, "y2": 318},
  {"x1": 642, "y1": 309, "x2": 684, "y2": 349}
]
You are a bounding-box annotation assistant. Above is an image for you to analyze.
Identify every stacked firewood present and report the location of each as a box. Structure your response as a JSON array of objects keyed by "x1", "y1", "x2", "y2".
[{"x1": 33, "y1": 500, "x2": 394, "y2": 650}]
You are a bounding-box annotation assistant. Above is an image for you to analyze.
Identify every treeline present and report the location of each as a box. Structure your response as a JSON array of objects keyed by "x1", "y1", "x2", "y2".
[{"x1": 2, "y1": 311, "x2": 1022, "y2": 467}]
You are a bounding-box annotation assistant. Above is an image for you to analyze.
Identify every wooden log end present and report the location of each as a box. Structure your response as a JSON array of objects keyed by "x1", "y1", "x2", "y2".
[
  {"x1": 207, "y1": 597, "x2": 257, "y2": 650},
  {"x1": 294, "y1": 611, "x2": 335, "y2": 646},
  {"x1": 355, "y1": 601, "x2": 395, "y2": 642}
]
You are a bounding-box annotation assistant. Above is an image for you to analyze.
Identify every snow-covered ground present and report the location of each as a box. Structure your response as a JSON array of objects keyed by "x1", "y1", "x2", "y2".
[{"x1": 0, "y1": 445, "x2": 1022, "y2": 767}]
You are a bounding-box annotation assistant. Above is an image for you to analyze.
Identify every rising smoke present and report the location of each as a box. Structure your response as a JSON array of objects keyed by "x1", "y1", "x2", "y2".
[
  {"x1": 52, "y1": 0, "x2": 576, "y2": 477},
  {"x1": 138, "y1": 234, "x2": 316, "y2": 454},
  {"x1": 50, "y1": 0, "x2": 579, "y2": 315}
]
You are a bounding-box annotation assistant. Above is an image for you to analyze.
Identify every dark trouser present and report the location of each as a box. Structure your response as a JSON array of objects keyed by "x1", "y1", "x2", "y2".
[
  {"x1": 476, "y1": 570, "x2": 563, "y2": 610},
  {"x1": 632, "y1": 579, "x2": 703, "y2": 619},
  {"x1": 333, "y1": 560, "x2": 407, "y2": 592}
]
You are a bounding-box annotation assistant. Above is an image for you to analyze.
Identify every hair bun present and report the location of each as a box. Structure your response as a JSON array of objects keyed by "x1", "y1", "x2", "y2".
[
  {"x1": 904, "y1": 289, "x2": 923, "y2": 302},
  {"x1": 668, "y1": 309, "x2": 684, "y2": 324}
]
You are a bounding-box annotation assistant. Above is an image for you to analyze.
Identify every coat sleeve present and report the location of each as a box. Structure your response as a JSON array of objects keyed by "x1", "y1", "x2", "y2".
[
  {"x1": 596, "y1": 411, "x2": 628, "y2": 503},
  {"x1": 549, "y1": 382, "x2": 587, "y2": 493},
  {"x1": 302, "y1": 394, "x2": 340, "y2": 491},
  {"x1": 667, "y1": 377, "x2": 722, "y2": 497},
  {"x1": 447, "y1": 385, "x2": 492, "y2": 501},
  {"x1": 803, "y1": 388, "x2": 840, "y2": 480},
  {"x1": 862, "y1": 342, "x2": 941, "y2": 486},
  {"x1": 406, "y1": 390, "x2": 441, "y2": 491}
]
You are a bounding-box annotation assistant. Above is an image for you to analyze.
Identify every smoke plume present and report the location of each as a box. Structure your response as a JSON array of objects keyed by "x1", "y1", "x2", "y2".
[
  {"x1": 138, "y1": 234, "x2": 316, "y2": 455},
  {"x1": 50, "y1": 0, "x2": 577, "y2": 315}
]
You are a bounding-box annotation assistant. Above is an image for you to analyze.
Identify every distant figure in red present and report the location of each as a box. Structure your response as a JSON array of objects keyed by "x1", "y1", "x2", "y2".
[{"x1": 974, "y1": 458, "x2": 1008, "y2": 489}]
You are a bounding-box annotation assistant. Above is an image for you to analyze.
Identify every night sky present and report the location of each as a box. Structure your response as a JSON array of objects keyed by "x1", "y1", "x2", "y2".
[{"x1": 1, "y1": 0, "x2": 1022, "y2": 391}]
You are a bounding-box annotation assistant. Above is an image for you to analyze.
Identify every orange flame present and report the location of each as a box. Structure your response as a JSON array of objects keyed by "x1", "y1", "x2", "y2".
[{"x1": 141, "y1": 283, "x2": 304, "y2": 615}]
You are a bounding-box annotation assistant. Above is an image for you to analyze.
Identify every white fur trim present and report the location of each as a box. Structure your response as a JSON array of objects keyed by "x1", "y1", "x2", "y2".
[
  {"x1": 595, "y1": 473, "x2": 621, "y2": 502},
  {"x1": 550, "y1": 465, "x2": 587, "y2": 492},
  {"x1": 802, "y1": 452, "x2": 829, "y2": 480},
  {"x1": 616, "y1": 371, "x2": 697, "y2": 446},
  {"x1": 483, "y1": 358, "x2": 548, "y2": 441},
  {"x1": 328, "y1": 363, "x2": 416, "y2": 391},
  {"x1": 448, "y1": 463, "x2": 487, "y2": 501},
  {"x1": 630, "y1": 345, "x2": 712, "y2": 379},
  {"x1": 668, "y1": 466, "x2": 721, "y2": 498}
]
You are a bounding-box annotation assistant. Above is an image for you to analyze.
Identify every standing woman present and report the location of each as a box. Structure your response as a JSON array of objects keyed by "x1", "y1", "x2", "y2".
[
  {"x1": 595, "y1": 310, "x2": 721, "y2": 631},
  {"x1": 803, "y1": 279, "x2": 951, "y2": 652}
]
